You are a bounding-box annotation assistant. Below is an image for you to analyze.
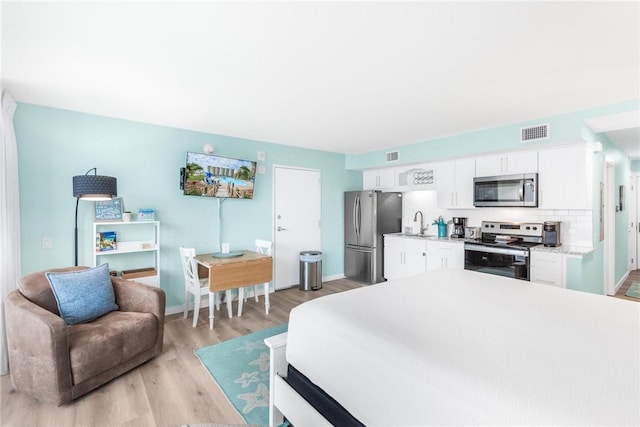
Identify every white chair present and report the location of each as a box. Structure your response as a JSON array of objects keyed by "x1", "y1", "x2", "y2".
[
  {"x1": 241, "y1": 239, "x2": 273, "y2": 316},
  {"x1": 179, "y1": 247, "x2": 233, "y2": 328}
]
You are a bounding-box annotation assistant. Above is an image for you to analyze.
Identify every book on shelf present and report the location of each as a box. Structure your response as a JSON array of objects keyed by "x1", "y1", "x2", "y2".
[{"x1": 96, "y1": 231, "x2": 117, "y2": 252}]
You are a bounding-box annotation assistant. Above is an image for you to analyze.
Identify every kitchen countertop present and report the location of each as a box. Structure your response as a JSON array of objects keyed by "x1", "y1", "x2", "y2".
[
  {"x1": 384, "y1": 232, "x2": 466, "y2": 243},
  {"x1": 530, "y1": 244, "x2": 595, "y2": 257},
  {"x1": 385, "y1": 233, "x2": 595, "y2": 256}
]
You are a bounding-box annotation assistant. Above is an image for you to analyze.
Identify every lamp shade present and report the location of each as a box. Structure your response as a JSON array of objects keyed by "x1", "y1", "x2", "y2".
[{"x1": 72, "y1": 175, "x2": 117, "y2": 200}]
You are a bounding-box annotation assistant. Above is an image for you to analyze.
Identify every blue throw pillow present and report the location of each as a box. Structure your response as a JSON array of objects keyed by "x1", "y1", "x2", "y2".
[{"x1": 46, "y1": 264, "x2": 119, "y2": 325}]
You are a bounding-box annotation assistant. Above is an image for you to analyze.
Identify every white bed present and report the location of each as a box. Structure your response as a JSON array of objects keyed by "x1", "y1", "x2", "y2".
[{"x1": 266, "y1": 269, "x2": 640, "y2": 426}]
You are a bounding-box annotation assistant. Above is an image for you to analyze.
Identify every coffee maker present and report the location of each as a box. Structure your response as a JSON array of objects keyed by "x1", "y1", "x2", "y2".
[{"x1": 451, "y1": 217, "x2": 466, "y2": 238}]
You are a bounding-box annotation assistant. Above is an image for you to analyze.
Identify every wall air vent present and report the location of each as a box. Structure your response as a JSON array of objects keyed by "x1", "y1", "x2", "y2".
[
  {"x1": 521, "y1": 123, "x2": 549, "y2": 142},
  {"x1": 385, "y1": 151, "x2": 399, "y2": 162}
]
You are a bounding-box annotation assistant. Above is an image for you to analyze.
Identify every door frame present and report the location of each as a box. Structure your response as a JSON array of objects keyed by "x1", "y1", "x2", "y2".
[
  {"x1": 272, "y1": 165, "x2": 322, "y2": 290},
  {"x1": 604, "y1": 159, "x2": 616, "y2": 295}
]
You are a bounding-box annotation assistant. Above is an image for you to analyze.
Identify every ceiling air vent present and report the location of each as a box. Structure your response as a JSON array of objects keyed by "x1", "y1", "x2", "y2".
[
  {"x1": 385, "y1": 151, "x2": 399, "y2": 162},
  {"x1": 521, "y1": 123, "x2": 549, "y2": 142}
]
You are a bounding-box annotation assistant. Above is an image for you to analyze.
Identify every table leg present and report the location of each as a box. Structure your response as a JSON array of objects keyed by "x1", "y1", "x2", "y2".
[
  {"x1": 264, "y1": 282, "x2": 270, "y2": 315},
  {"x1": 208, "y1": 291, "x2": 215, "y2": 329},
  {"x1": 238, "y1": 287, "x2": 244, "y2": 316}
]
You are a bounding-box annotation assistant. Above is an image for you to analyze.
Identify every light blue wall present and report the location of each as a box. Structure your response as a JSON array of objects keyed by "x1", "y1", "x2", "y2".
[
  {"x1": 13, "y1": 99, "x2": 639, "y2": 302},
  {"x1": 15, "y1": 103, "x2": 362, "y2": 308},
  {"x1": 631, "y1": 160, "x2": 640, "y2": 173},
  {"x1": 346, "y1": 99, "x2": 640, "y2": 170}
]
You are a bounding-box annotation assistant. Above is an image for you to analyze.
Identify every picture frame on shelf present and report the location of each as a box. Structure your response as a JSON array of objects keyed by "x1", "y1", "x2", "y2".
[{"x1": 94, "y1": 197, "x2": 123, "y2": 222}]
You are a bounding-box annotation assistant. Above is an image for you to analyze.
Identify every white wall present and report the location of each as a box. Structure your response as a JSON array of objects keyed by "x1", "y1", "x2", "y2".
[{"x1": 402, "y1": 190, "x2": 592, "y2": 248}]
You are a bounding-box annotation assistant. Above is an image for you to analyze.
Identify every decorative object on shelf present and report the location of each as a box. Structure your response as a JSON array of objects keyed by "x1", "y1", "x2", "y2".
[
  {"x1": 94, "y1": 197, "x2": 123, "y2": 222},
  {"x1": 138, "y1": 208, "x2": 155, "y2": 221},
  {"x1": 72, "y1": 168, "x2": 118, "y2": 266},
  {"x1": 96, "y1": 231, "x2": 117, "y2": 252},
  {"x1": 122, "y1": 211, "x2": 132, "y2": 222},
  {"x1": 120, "y1": 267, "x2": 157, "y2": 280}
]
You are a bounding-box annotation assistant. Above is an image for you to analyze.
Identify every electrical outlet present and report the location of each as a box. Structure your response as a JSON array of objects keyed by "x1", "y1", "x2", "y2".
[{"x1": 42, "y1": 237, "x2": 52, "y2": 249}]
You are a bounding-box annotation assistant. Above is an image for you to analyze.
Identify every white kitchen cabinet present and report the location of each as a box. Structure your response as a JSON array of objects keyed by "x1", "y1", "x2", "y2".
[
  {"x1": 363, "y1": 168, "x2": 396, "y2": 190},
  {"x1": 475, "y1": 150, "x2": 538, "y2": 177},
  {"x1": 538, "y1": 144, "x2": 592, "y2": 210},
  {"x1": 426, "y1": 240, "x2": 465, "y2": 271},
  {"x1": 436, "y1": 157, "x2": 476, "y2": 209},
  {"x1": 383, "y1": 235, "x2": 426, "y2": 280},
  {"x1": 93, "y1": 221, "x2": 160, "y2": 287},
  {"x1": 530, "y1": 250, "x2": 565, "y2": 288}
]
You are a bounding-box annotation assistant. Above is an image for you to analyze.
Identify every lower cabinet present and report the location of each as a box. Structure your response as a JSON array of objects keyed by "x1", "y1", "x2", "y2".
[
  {"x1": 426, "y1": 240, "x2": 465, "y2": 271},
  {"x1": 530, "y1": 251, "x2": 565, "y2": 288},
  {"x1": 383, "y1": 235, "x2": 427, "y2": 280}
]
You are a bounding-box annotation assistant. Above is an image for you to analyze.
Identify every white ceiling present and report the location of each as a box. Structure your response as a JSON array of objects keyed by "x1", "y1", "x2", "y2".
[{"x1": 2, "y1": 1, "x2": 639, "y2": 156}]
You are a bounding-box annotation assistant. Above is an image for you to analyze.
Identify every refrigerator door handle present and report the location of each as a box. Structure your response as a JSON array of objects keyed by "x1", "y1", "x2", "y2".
[
  {"x1": 355, "y1": 195, "x2": 361, "y2": 239},
  {"x1": 352, "y1": 195, "x2": 359, "y2": 240},
  {"x1": 346, "y1": 247, "x2": 372, "y2": 253}
]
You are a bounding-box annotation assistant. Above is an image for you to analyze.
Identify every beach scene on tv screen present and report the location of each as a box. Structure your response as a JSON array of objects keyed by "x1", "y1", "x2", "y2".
[{"x1": 185, "y1": 153, "x2": 256, "y2": 198}]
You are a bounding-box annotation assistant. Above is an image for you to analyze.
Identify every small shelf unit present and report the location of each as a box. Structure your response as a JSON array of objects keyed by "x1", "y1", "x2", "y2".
[{"x1": 92, "y1": 221, "x2": 160, "y2": 287}]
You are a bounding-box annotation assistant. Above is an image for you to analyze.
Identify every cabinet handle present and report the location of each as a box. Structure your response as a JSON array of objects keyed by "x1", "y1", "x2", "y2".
[
  {"x1": 505, "y1": 157, "x2": 509, "y2": 173},
  {"x1": 451, "y1": 193, "x2": 454, "y2": 206},
  {"x1": 500, "y1": 157, "x2": 504, "y2": 173}
]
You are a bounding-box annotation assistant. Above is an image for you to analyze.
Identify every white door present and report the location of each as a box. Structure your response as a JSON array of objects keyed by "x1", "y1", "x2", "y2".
[{"x1": 273, "y1": 166, "x2": 321, "y2": 290}]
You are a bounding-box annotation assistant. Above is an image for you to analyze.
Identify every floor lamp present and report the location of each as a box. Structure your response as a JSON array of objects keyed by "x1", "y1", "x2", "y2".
[{"x1": 72, "y1": 168, "x2": 117, "y2": 266}]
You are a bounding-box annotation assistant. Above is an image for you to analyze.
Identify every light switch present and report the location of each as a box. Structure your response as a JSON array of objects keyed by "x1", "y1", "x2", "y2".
[
  {"x1": 258, "y1": 165, "x2": 266, "y2": 174},
  {"x1": 42, "y1": 237, "x2": 52, "y2": 249},
  {"x1": 257, "y1": 151, "x2": 266, "y2": 161}
]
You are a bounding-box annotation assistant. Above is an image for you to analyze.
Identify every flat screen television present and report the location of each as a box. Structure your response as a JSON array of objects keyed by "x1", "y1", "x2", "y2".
[{"x1": 183, "y1": 152, "x2": 257, "y2": 199}]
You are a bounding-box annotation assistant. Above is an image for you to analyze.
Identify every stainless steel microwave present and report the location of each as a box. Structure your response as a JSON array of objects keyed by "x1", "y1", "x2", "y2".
[{"x1": 473, "y1": 173, "x2": 538, "y2": 207}]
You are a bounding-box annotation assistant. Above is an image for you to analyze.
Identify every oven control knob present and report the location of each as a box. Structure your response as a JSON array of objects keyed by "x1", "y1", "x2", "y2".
[{"x1": 532, "y1": 226, "x2": 537, "y2": 230}]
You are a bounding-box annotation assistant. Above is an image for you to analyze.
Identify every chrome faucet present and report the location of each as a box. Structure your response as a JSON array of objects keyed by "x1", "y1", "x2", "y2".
[{"x1": 413, "y1": 210, "x2": 426, "y2": 235}]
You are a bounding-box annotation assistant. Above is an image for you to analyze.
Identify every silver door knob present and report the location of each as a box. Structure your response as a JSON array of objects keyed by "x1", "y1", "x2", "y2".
[{"x1": 277, "y1": 226, "x2": 287, "y2": 231}]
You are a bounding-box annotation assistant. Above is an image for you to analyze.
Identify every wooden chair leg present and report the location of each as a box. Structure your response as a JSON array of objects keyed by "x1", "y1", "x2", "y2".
[
  {"x1": 183, "y1": 288, "x2": 189, "y2": 319},
  {"x1": 192, "y1": 293, "x2": 200, "y2": 328}
]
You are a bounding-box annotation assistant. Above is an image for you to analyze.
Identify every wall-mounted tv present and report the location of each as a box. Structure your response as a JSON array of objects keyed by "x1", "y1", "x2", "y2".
[{"x1": 183, "y1": 152, "x2": 257, "y2": 199}]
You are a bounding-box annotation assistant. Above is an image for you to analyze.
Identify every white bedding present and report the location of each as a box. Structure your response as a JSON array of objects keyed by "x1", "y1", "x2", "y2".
[{"x1": 286, "y1": 269, "x2": 640, "y2": 426}]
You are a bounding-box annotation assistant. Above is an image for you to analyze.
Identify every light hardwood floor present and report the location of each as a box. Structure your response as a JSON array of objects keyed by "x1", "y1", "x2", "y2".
[
  {"x1": 613, "y1": 269, "x2": 640, "y2": 302},
  {"x1": 3, "y1": 272, "x2": 637, "y2": 427},
  {"x1": 1, "y1": 279, "x2": 362, "y2": 427}
]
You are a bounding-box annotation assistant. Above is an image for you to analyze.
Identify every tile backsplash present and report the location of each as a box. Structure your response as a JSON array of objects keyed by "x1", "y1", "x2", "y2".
[{"x1": 402, "y1": 190, "x2": 593, "y2": 248}]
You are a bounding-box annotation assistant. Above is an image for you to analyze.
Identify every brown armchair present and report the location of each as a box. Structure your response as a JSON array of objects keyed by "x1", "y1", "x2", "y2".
[{"x1": 4, "y1": 266, "x2": 165, "y2": 406}]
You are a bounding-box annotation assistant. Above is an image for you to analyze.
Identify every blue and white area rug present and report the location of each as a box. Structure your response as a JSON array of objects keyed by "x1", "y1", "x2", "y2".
[{"x1": 194, "y1": 324, "x2": 288, "y2": 426}]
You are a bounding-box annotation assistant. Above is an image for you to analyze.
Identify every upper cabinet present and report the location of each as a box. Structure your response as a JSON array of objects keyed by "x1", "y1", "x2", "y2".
[
  {"x1": 363, "y1": 168, "x2": 396, "y2": 190},
  {"x1": 475, "y1": 150, "x2": 538, "y2": 177},
  {"x1": 436, "y1": 157, "x2": 476, "y2": 209},
  {"x1": 538, "y1": 144, "x2": 592, "y2": 210}
]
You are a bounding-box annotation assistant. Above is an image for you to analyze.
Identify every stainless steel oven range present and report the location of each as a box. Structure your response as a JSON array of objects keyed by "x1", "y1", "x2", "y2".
[{"x1": 464, "y1": 221, "x2": 543, "y2": 281}]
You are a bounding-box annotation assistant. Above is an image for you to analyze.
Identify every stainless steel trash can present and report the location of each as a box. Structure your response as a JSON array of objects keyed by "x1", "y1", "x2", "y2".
[{"x1": 299, "y1": 251, "x2": 322, "y2": 290}]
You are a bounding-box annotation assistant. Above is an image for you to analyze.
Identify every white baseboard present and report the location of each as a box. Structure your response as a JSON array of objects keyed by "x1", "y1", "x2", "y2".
[{"x1": 615, "y1": 271, "x2": 630, "y2": 293}]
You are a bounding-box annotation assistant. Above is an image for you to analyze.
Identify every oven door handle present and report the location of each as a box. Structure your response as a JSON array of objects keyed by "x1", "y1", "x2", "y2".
[{"x1": 464, "y1": 245, "x2": 529, "y2": 257}]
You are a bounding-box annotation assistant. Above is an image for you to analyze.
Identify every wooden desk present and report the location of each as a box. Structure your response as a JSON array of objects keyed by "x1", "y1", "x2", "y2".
[{"x1": 195, "y1": 250, "x2": 273, "y2": 328}]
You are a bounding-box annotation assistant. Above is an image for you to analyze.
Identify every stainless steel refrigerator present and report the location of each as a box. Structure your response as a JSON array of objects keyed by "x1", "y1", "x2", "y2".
[{"x1": 344, "y1": 191, "x2": 402, "y2": 284}]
